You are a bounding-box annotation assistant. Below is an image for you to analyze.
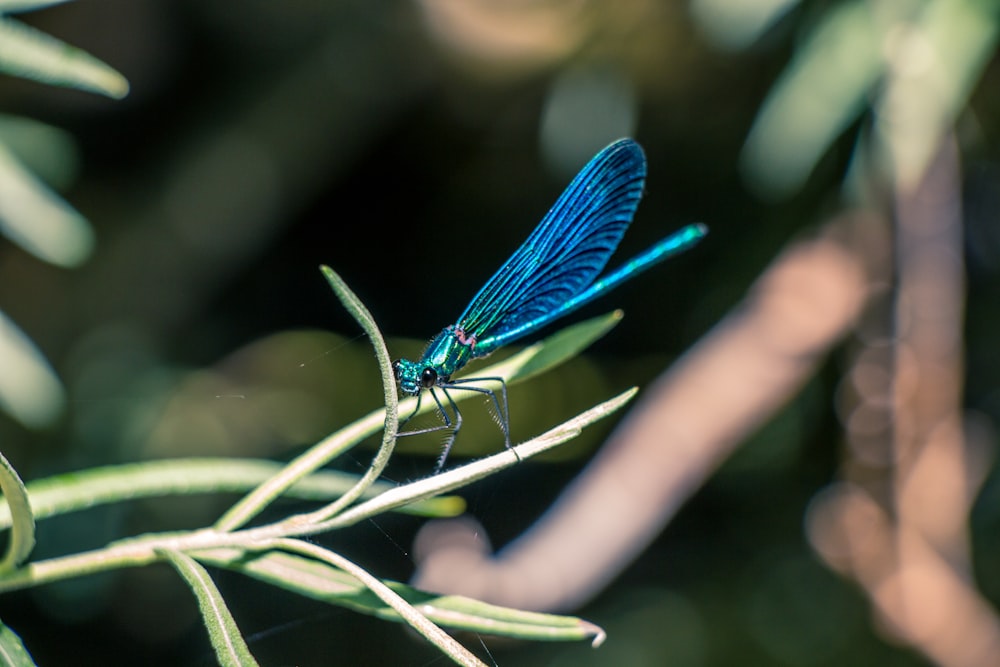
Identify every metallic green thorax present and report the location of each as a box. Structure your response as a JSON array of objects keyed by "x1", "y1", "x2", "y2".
[{"x1": 394, "y1": 326, "x2": 478, "y2": 395}]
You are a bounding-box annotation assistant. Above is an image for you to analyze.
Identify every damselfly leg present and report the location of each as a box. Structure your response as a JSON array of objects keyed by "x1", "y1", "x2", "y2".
[{"x1": 396, "y1": 377, "x2": 511, "y2": 471}]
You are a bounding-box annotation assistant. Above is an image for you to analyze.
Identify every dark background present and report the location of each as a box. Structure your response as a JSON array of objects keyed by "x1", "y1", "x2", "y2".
[{"x1": 0, "y1": 1, "x2": 998, "y2": 665}]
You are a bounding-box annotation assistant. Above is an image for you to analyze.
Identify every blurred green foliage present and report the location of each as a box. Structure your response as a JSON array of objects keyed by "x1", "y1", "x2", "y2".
[{"x1": 0, "y1": 0, "x2": 127, "y2": 431}]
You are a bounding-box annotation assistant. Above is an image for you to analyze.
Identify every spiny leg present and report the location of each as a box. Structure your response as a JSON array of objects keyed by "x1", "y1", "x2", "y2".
[
  {"x1": 433, "y1": 387, "x2": 463, "y2": 472},
  {"x1": 397, "y1": 378, "x2": 513, "y2": 472},
  {"x1": 396, "y1": 388, "x2": 465, "y2": 473},
  {"x1": 445, "y1": 376, "x2": 513, "y2": 454}
]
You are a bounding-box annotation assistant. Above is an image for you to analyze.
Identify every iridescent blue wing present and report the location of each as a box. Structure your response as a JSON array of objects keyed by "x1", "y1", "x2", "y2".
[
  {"x1": 474, "y1": 222, "x2": 706, "y2": 353},
  {"x1": 455, "y1": 139, "x2": 646, "y2": 351}
]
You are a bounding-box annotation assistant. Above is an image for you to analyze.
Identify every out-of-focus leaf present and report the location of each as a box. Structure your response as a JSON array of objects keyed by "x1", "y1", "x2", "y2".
[
  {"x1": 0, "y1": 142, "x2": 94, "y2": 267},
  {"x1": 921, "y1": 0, "x2": 999, "y2": 120},
  {"x1": 0, "y1": 16, "x2": 128, "y2": 99},
  {"x1": 691, "y1": 0, "x2": 801, "y2": 50},
  {"x1": 0, "y1": 310, "x2": 64, "y2": 429},
  {"x1": 877, "y1": 0, "x2": 1000, "y2": 188},
  {"x1": 540, "y1": 67, "x2": 637, "y2": 176},
  {"x1": 0, "y1": 114, "x2": 78, "y2": 190},
  {"x1": 740, "y1": 0, "x2": 884, "y2": 199},
  {"x1": 0, "y1": 451, "x2": 33, "y2": 572},
  {"x1": 0, "y1": 620, "x2": 37, "y2": 667}
]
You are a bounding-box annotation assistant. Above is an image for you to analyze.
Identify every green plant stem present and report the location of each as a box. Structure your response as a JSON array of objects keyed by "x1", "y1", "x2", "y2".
[
  {"x1": 311, "y1": 388, "x2": 638, "y2": 532},
  {"x1": 214, "y1": 265, "x2": 399, "y2": 532},
  {"x1": 0, "y1": 458, "x2": 462, "y2": 529},
  {"x1": 0, "y1": 450, "x2": 32, "y2": 571},
  {"x1": 0, "y1": 388, "x2": 636, "y2": 594},
  {"x1": 298, "y1": 266, "x2": 401, "y2": 524}
]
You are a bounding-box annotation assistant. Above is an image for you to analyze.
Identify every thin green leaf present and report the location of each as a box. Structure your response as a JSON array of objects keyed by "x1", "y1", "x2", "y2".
[
  {"x1": 0, "y1": 451, "x2": 33, "y2": 572},
  {"x1": 196, "y1": 547, "x2": 606, "y2": 646},
  {"x1": 0, "y1": 310, "x2": 65, "y2": 429},
  {"x1": 507, "y1": 309, "x2": 623, "y2": 384},
  {"x1": 250, "y1": 539, "x2": 487, "y2": 666},
  {"x1": 159, "y1": 549, "x2": 259, "y2": 667},
  {"x1": 0, "y1": 458, "x2": 464, "y2": 530},
  {"x1": 301, "y1": 265, "x2": 401, "y2": 522},
  {"x1": 0, "y1": 620, "x2": 37, "y2": 667},
  {"x1": 214, "y1": 265, "x2": 400, "y2": 532},
  {"x1": 0, "y1": 17, "x2": 128, "y2": 98},
  {"x1": 0, "y1": 142, "x2": 94, "y2": 267}
]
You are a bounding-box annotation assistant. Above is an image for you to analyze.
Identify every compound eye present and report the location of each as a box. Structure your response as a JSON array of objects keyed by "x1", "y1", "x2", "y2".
[
  {"x1": 420, "y1": 368, "x2": 438, "y2": 388},
  {"x1": 392, "y1": 360, "x2": 402, "y2": 378}
]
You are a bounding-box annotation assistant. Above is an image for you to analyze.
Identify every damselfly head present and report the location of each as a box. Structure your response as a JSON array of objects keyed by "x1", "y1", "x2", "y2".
[{"x1": 393, "y1": 358, "x2": 438, "y2": 395}]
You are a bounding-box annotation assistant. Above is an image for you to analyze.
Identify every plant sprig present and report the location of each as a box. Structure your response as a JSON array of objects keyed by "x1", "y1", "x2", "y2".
[{"x1": 0, "y1": 267, "x2": 632, "y2": 665}]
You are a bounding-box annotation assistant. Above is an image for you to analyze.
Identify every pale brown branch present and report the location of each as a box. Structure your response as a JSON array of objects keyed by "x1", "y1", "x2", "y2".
[{"x1": 412, "y1": 215, "x2": 869, "y2": 611}]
